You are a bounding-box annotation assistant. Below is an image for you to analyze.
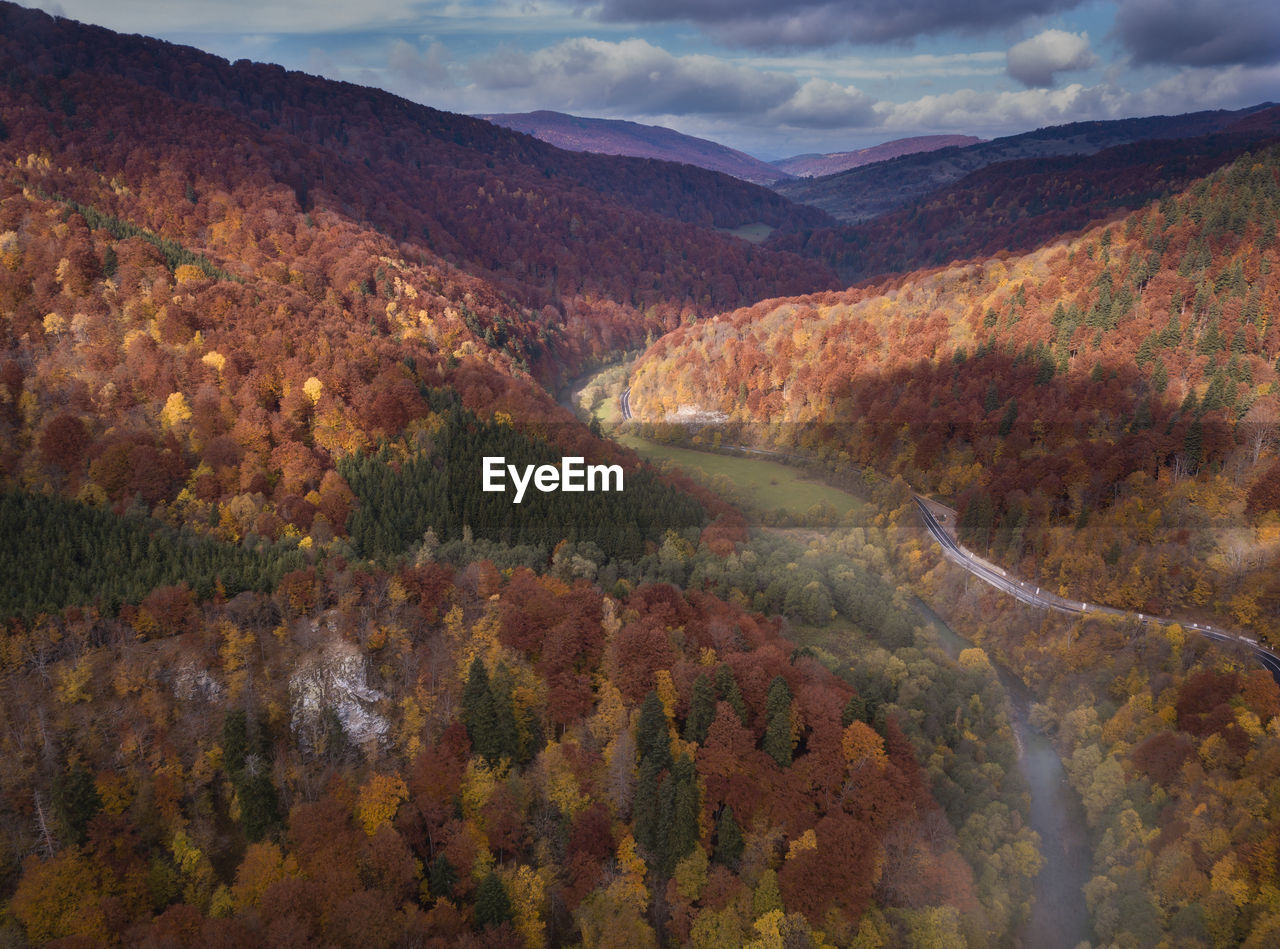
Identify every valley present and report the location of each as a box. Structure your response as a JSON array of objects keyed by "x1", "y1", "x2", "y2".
[{"x1": 2, "y1": 3, "x2": 1280, "y2": 946}]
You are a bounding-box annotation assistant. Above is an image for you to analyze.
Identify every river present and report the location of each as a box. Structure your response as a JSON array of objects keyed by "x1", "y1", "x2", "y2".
[{"x1": 915, "y1": 600, "x2": 1094, "y2": 948}]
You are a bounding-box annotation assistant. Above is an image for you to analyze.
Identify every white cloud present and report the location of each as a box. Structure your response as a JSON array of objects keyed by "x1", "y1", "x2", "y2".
[
  {"x1": 388, "y1": 38, "x2": 453, "y2": 88},
  {"x1": 875, "y1": 83, "x2": 1121, "y2": 132},
  {"x1": 464, "y1": 37, "x2": 801, "y2": 115},
  {"x1": 1006, "y1": 29, "x2": 1097, "y2": 88},
  {"x1": 20, "y1": 0, "x2": 428, "y2": 33},
  {"x1": 766, "y1": 78, "x2": 877, "y2": 128}
]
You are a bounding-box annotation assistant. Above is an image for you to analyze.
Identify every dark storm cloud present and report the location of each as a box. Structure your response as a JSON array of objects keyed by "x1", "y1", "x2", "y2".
[
  {"x1": 1115, "y1": 0, "x2": 1280, "y2": 67},
  {"x1": 596, "y1": 0, "x2": 1084, "y2": 47}
]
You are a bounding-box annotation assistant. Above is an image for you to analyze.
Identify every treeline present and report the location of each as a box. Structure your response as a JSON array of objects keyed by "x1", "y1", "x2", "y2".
[
  {"x1": 341, "y1": 402, "x2": 706, "y2": 563},
  {"x1": 0, "y1": 490, "x2": 304, "y2": 621}
]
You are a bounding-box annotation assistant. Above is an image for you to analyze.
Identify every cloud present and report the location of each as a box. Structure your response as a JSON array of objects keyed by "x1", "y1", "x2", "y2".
[
  {"x1": 465, "y1": 36, "x2": 801, "y2": 115},
  {"x1": 1006, "y1": 29, "x2": 1096, "y2": 87},
  {"x1": 766, "y1": 78, "x2": 877, "y2": 127},
  {"x1": 21, "y1": 0, "x2": 426, "y2": 33},
  {"x1": 874, "y1": 82, "x2": 1121, "y2": 131},
  {"x1": 388, "y1": 38, "x2": 453, "y2": 88},
  {"x1": 1115, "y1": 0, "x2": 1280, "y2": 67},
  {"x1": 595, "y1": 0, "x2": 1084, "y2": 48}
]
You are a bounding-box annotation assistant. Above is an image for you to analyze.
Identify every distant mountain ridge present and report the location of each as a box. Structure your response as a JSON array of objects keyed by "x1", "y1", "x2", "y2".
[
  {"x1": 480, "y1": 110, "x2": 790, "y2": 185},
  {"x1": 770, "y1": 104, "x2": 1280, "y2": 284},
  {"x1": 776, "y1": 105, "x2": 1277, "y2": 222},
  {"x1": 771, "y1": 135, "x2": 983, "y2": 178}
]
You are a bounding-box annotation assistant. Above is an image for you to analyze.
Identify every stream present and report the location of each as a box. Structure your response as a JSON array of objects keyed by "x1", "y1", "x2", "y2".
[{"x1": 915, "y1": 600, "x2": 1093, "y2": 949}]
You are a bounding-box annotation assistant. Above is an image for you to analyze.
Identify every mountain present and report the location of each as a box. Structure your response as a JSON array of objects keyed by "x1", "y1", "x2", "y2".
[
  {"x1": 480, "y1": 110, "x2": 791, "y2": 185},
  {"x1": 0, "y1": 9, "x2": 1032, "y2": 947},
  {"x1": 771, "y1": 135, "x2": 983, "y2": 178},
  {"x1": 630, "y1": 145, "x2": 1280, "y2": 640},
  {"x1": 771, "y1": 105, "x2": 1280, "y2": 283},
  {"x1": 0, "y1": 2, "x2": 836, "y2": 390},
  {"x1": 776, "y1": 105, "x2": 1276, "y2": 223}
]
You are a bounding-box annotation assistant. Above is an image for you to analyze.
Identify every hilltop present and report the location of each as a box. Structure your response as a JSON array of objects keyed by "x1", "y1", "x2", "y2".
[
  {"x1": 771, "y1": 135, "x2": 982, "y2": 178},
  {"x1": 480, "y1": 110, "x2": 789, "y2": 186},
  {"x1": 776, "y1": 106, "x2": 1275, "y2": 223}
]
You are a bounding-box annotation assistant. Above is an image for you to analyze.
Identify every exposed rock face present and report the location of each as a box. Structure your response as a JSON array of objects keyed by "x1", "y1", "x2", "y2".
[{"x1": 290, "y1": 614, "x2": 389, "y2": 751}]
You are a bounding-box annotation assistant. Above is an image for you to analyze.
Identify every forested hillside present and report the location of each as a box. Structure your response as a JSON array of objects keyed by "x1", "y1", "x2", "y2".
[
  {"x1": 0, "y1": 2, "x2": 837, "y2": 385},
  {"x1": 774, "y1": 106, "x2": 1271, "y2": 224},
  {"x1": 770, "y1": 135, "x2": 982, "y2": 179},
  {"x1": 772, "y1": 108, "x2": 1280, "y2": 284},
  {"x1": 631, "y1": 147, "x2": 1280, "y2": 642}
]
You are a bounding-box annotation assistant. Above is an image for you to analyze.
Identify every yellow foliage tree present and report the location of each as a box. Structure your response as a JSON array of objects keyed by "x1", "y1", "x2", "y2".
[
  {"x1": 10, "y1": 850, "x2": 106, "y2": 944},
  {"x1": 785, "y1": 828, "x2": 818, "y2": 861},
  {"x1": 54, "y1": 656, "x2": 94, "y2": 704},
  {"x1": 503, "y1": 863, "x2": 549, "y2": 949},
  {"x1": 841, "y1": 721, "x2": 888, "y2": 771},
  {"x1": 356, "y1": 773, "x2": 408, "y2": 836},
  {"x1": 303, "y1": 375, "x2": 324, "y2": 404},
  {"x1": 201, "y1": 350, "x2": 226, "y2": 375},
  {"x1": 231, "y1": 841, "x2": 299, "y2": 910},
  {"x1": 160, "y1": 391, "x2": 192, "y2": 429}
]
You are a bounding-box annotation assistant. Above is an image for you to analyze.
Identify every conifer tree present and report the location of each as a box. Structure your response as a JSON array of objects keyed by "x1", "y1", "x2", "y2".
[
  {"x1": 475, "y1": 872, "x2": 512, "y2": 928},
  {"x1": 714, "y1": 665, "x2": 749, "y2": 726},
  {"x1": 636, "y1": 691, "x2": 671, "y2": 772},
  {"x1": 683, "y1": 673, "x2": 715, "y2": 745},
  {"x1": 713, "y1": 806, "x2": 744, "y2": 870},
  {"x1": 462, "y1": 657, "x2": 501, "y2": 764}
]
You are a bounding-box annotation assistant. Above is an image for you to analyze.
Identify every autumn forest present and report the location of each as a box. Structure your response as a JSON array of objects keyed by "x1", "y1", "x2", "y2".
[{"x1": 1, "y1": 2, "x2": 1280, "y2": 947}]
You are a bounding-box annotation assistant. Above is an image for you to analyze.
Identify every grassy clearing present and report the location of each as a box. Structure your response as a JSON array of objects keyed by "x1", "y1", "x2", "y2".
[
  {"x1": 617, "y1": 433, "x2": 863, "y2": 522},
  {"x1": 716, "y1": 222, "x2": 775, "y2": 244}
]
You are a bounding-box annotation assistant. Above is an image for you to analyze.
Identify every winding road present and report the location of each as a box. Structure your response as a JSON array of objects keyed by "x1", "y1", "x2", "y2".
[
  {"x1": 913, "y1": 495, "x2": 1280, "y2": 682},
  {"x1": 616, "y1": 386, "x2": 1280, "y2": 682}
]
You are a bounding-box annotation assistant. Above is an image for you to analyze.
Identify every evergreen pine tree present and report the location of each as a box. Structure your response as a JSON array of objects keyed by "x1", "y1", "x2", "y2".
[
  {"x1": 763, "y1": 710, "x2": 793, "y2": 767},
  {"x1": 462, "y1": 657, "x2": 501, "y2": 764},
  {"x1": 636, "y1": 691, "x2": 672, "y2": 772},
  {"x1": 633, "y1": 757, "x2": 663, "y2": 860},
  {"x1": 1151, "y1": 359, "x2": 1169, "y2": 393},
  {"x1": 998, "y1": 399, "x2": 1019, "y2": 437},
  {"x1": 714, "y1": 665, "x2": 749, "y2": 726},
  {"x1": 842, "y1": 694, "x2": 870, "y2": 728},
  {"x1": 53, "y1": 762, "x2": 101, "y2": 846},
  {"x1": 428, "y1": 855, "x2": 457, "y2": 902},
  {"x1": 1184, "y1": 420, "x2": 1205, "y2": 467},
  {"x1": 490, "y1": 662, "x2": 523, "y2": 763},
  {"x1": 765, "y1": 676, "x2": 792, "y2": 721},
  {"x1": 660, "y1": 755, "x2": 701, "y2": 876},
  {"x1": 683, "y1": 673, "x2": 715, "y2": 745},
  {"x1": 475, "y1": 872, "x2": 513, "y2": 928},
  {"x1": 713, "y1": 806, "x2": 744, "y2": 869}
]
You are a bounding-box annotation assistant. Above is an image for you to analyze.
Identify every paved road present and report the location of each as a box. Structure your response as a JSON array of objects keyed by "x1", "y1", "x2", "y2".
[
  {"x1": 914, "y1": 495, "x2": 1280, "y2": 682},
  {"x1": 615, "y1": 388, "x2": 1280, "y2": 682}
]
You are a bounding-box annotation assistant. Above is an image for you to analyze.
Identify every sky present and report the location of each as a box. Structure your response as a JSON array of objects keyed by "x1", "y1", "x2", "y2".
[{"x1": 19, "y1": 0, "x2": 1280, "y2": 159}]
